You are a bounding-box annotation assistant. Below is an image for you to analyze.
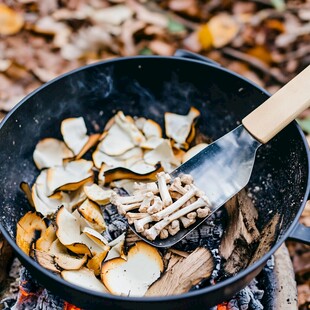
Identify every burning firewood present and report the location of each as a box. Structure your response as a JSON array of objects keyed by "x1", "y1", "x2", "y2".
[{"x1": 145, "y1": 247, "x2": 214, "y2": 296}]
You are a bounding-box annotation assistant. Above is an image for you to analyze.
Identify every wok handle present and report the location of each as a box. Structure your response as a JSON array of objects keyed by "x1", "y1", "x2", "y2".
[
  {"x1": 174, "y1": 49, "x2": 220, "y2": 67},
  {"x1": 288, "y1": 222, "x2": 310, "y2": 245},
  {"x1": 242, "y1": 65, "x2": 310, "y2": 144}
]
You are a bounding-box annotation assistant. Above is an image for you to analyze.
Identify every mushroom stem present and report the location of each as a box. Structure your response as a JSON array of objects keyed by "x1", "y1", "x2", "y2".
[
  {"x1": 133, "y1": 182, "x2": 159, "y2": 194},
  {"x1": 138, "y1": 192, "x2": 154, "y2": 212},
  {"x1": 145, "y1": 197, "x2": 209, "y2": 240},
  {"x1": 151, "y1": 184, "x2": 198, "y2": 222},
  {"x1": 126, "y1": 212, "x2": 149, "y2": 225},
  {"x1": 157, "y1": 172, "x2": 172, "y2": 207},
  {"x1": 169, "y1": 177, "x2": 187, "y2": 195},
  {"x1": 147, "y1": 197, "x2": 164, "y2": 214},
  {"x1": 134, "y1": 215, "x2": 154, "y2": 233}
]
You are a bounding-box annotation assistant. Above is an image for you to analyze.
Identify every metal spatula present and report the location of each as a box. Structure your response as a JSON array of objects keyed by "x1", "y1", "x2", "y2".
[{"x1": 131, "y1": 65, "x2": 310, "y2": 248}]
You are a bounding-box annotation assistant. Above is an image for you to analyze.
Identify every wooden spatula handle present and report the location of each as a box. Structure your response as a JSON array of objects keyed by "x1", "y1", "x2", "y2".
[{"x1": 242, "y1": 65, "x2": 310, "y2": 144}]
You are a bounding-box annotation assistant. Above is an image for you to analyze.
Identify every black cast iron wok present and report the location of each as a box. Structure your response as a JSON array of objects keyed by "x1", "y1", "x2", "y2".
[{"x1": 0, "y1": 50, "x2": 309, "y2": 310}]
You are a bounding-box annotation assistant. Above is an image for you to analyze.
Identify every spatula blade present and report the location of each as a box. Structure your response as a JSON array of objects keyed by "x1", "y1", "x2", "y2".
[{"x1": 133, "y1": 125, "x2": 261, "y2": 248}]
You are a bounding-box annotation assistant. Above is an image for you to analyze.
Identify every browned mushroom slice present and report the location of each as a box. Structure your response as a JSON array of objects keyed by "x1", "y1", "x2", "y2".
[
  {"x1": 164, "y1": 107, "x2": 200, "y2": 149},
  {"x1": 92, "y1": 147, "x2": 143, "y2": 170},
  {"x1": 16, "y1": 211, "x2": 47, "y2": 256},
  {"x1": 33, "y1": 250, "x2": 60, "y2": 273},
  {"x1": 84, "y1": 184, "x2": 114, "y2": 205},
  {"x1": 78, "y1": 199, "x2": 106, "y2": 233},
  {"x1": 20, "y1": 182, "x2": 34, "y2": 208},
  {"x1": 50, "y1": 239, "x2": 88, "y2": 270},
  {"x1": 101, "y1": 241, "x2": 164, "y2": 296},
  {"x1": 141, "y1": 119, "x2": 162, "y2": 139},
  {"x1": 56, "y1": 206, "x2": 107, "y2": 256},
  {"x1": 144, "y1": 139, "x2": 180, "y2": 167},
  {"x1": 83, "y1": 227, "x2": 109, "y2": 248},
  {"x1": 33, "y1": 138, "x2": 74, "y2": 169},
  {"x1": 103, "y1": 164, "x2": 163, "y2": 184},
  {"x1": 104, "y1": 232, "x2": 126, "y2": 262},
  {"x1": 140, "y1": 137, "x2": 164, "y2": 150},
  {"x1": 61, "y1": 117, "x2": 89, "y2": 156},
  {"x1": 98, "y1": 111, "x2": 145, "y2": 156},
  {"x1": 76, "y1": 133, "x2": 101, "y2": 160},
  {"x1": 46, "y1": 159, "x2": 94, "y2": 196},
  {"x1": 62, "y1": 268, "x2": 109, "y2": 293},
  {"x1": 87, "y1": 251, "x2": 109, "y2": 276},
  {"x1": 182, "y1": 143, "x2": 209, "y2": 163},
  {"x1": 35, "y1": 224, "x2": 57, "y2": 252}
]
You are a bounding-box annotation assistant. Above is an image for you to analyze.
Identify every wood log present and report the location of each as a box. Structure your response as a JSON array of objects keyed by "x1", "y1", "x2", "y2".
[
  {"x1": 145, "y1": 247, "x2": 214, "y2": 296},
  {"x1": 249, "y1": 213, "x2": 280, "y2": 265}
]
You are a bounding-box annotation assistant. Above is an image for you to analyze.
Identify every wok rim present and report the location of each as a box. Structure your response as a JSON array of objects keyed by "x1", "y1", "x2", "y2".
[{"x1": 0, "y1": 55, "x2": 309, "y2": 304}]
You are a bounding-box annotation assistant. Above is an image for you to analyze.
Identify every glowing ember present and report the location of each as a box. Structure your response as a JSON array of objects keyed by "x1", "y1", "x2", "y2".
[
  {"x1": 64, "y1": 301, "x2": 82, "y2": 310},
  {"x1": 217, "y1": 302, "x2": 228, "y2": 310}
]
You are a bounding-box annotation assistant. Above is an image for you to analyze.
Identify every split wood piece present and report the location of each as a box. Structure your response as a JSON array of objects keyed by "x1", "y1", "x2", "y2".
[
  {"x1": 145, "y1": 247, "x2": 214, "y2": 296},
  {"x1": 220, "y1": 189, "x2": 260, "y2": 260},
  {"x1": 249, "y1": 213, "x2": 280, "y2": 266}
]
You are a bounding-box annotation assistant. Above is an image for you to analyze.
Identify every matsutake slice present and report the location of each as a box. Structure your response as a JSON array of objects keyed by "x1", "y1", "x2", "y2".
[
  {"x1": 46, "y1": 159, "x2": 93, "y2": 196},
  {"x1": 16, "y1": 211, "x2": 47, "y2": 256},
  {"x1": 182, "y1": 143, "x2": 208, "y2": 163},
  {"x1": 78, "y1": 199, "x2": 106, "y2": 233},
  {"x1": 33, "y1": 138, "x2": 74, "y2": 169},
  {"x1": 50, "y1": 239, "x2": 88, "y2": 270},
  {"x1": 165, "y1": 107, "x2": 200, "y2": 149},
  {"x1": 144, "y1": 139, "x2": 180, "y2": 167},
  {"x1": 104, "y1": 232, "x2": 126, "y2": 262},
  {"x1": 101, "y1": 241, "x2": 164, "y2": 296},
  {"x1": 61, "y1": 117, "x2": 89, "y2": 156},
  {"x1": 84, "y1": 183, "x2": 114, "y2": 205},
  {"x1": 56, "y1": 206, "x2": 108, "y2": 256},
  {"x1": 98, "y1": 111, "x2": 145, "y2": 156},
  {"x1": 92, "y1": 147, "x2": 142, "y2": 170},
  {"x1": 62, "y1": 268, "x2": 109, "y2": 293}
]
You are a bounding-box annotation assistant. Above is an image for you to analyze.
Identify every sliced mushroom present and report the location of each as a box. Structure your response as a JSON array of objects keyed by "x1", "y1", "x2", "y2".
[
  {"x1": 182, "y1": 143, "x2": 208, "y2": 163},
  {"x1": 165, "y1": 107, "x2": 200, "y2": 149},
  {"x1": 56, "y1": 206, "x2": 107, "y2": 256},
  {"x1": 101, "y1": 241, "x2": 163, "y2": 296},
  {"x1": 92, "y1": 147, "x2": 142, "y2": 170},
  {"x1": 61, "y1": 117, "x2": 89, "y2": 156},
  {"x1": 140, "y1": 136, "x2": 164, "y2": 150},
  {"x1": 104, "y1": 232, "x2": 126, "y2": 262},
  {"x1": 50, "y1": 239, "x2": 88, "y2": 270},
  {"x1": 141, "y1": 119, "x2": 162, "y2": 139},
  {"x1": 103, "y1": 164, "x2": 163, "y2": 184},
  {"x1": 46, "y1": 159, "x2": 94, "y2": 196},
  {"x1": 83, "y1": 227, "x2": 109, "y2": 248},
  {"x1": 35, "y1": 224, "x2": 57, "y2": 252},
  {"x1": 20, "y1": 182, "x2": 34, "y2": 208},
  {"x1": 78, "y1": 199, "x2": 106, "y2": 233},
  {"x1": 76, "y1": 133, "x2": 101, "y2": 160},
  {"x1": 33, "y1": 250, "x2": 60, "y2": 273},
  {"x1": 84, "y1": 184, "x2": 114, "y2": 205},
  {"x1": 33, "y1": 138, "x2": 74, "y2": 169},
  {"x1": 144, "y1": 139, "x2": 180, "y2": 167},
  {"x1": 98, "y1": 124, "x2": 134, "y2": 156},
  {"x1": 87, "y1": 251, "x2": 109, "y2": 276},
  {"x1": 62, "y1": 268, "x2": 109, "y2": 293},
  {"x1": 16, "y1": 211, "x2": 47, "y2": 255}
]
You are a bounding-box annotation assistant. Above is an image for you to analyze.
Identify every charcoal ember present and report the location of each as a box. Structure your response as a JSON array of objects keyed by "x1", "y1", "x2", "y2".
[
  {"x1": 103, "y1": 204, "x2": 128, "y2": 240},
  {"x1": 172, "y1": 212, "x2": 224, "y2": 252},
  {"x1": 11, "y1": 267, "x2": 65, "y2": 310}
]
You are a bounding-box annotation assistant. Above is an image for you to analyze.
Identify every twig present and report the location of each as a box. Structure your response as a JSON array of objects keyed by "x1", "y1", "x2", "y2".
[{"x1": 222, "y1": 47, "x2": 288, "y2": 84}]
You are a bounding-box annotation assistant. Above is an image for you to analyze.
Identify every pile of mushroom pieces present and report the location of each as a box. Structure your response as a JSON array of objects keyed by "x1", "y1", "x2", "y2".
[{"x1": 16, "y1": 107, "x2": 210, "y2": 296}]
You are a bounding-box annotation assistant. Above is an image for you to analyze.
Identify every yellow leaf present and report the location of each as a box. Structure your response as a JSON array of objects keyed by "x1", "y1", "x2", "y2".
[
  {"x1": 0, "y1": 4, "x2": 24, "y2": 35},
  {"x1": 207, "y1": 13, "x2": 239, "y2": 48},
  {"x1": 197, "y1": 24, "x2": 213, "y2": 50}
]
